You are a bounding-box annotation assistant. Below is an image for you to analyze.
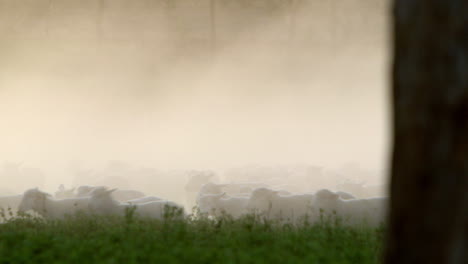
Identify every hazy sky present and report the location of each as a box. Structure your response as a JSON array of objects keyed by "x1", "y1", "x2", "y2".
[{"x1": 0, "y1": 0, "x2": 390, "y2": 189}]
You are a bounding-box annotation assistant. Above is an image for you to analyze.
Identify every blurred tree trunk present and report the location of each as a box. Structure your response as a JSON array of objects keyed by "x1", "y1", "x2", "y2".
[{"x1": 385, "y1": 1, "x2": 468, "y2": 263}]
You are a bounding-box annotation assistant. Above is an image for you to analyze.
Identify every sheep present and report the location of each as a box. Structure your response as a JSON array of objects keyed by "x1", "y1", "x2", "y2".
[
  {"x1": 192, "y1": 182, "x2": 270, "y2": 211},
  {"x1": 222, "y1": 182, "x2": 269, "y2": 196},
  {"x1": 197, "y1": 182, "x2": 268, "y2": 198},
  {"x1": 184, "y1": 170, "x2": 219, "y2": 209},
  {"x1": 246, "y1": 188, "x2": 355, "y2": 223},
  {"x1": 195, "y1": 183, "x2": 225, "y2": 210},
  {"x1": 107, "y1": 189, "x2": 146, "y2": 202},
  {"x1": 76, "y1": 185, "x2": 146, "y2": 202},
  {"x1": 125, "y1": 196, "x2": 163, "y2": 205},
  {"x1": 197, "y1": 193, "x2": 249, "y2": 218},
  {"x1": 18, "y1": 188, "x2": 90, "y2": 220},
  {"x1": 195, "y1": 182, "x2": 263, "y2": 208},
  {"x1": 270, "y1": 184, "x2": 303, "y2": 194},
  {"x1": 246, "y1": 188, "x2": 316, "y2": 223},
  {"x1": 88, "y1": 188, "x2": 184, "y2": 219},
  {"x1": 313, "y1": 189, "x2": 387, "y2": 227}
]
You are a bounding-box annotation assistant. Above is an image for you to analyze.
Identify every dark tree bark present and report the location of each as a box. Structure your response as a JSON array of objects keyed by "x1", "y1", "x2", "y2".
[{"x1": 386, "y1": 1, "x2": 468, "y2": 263}]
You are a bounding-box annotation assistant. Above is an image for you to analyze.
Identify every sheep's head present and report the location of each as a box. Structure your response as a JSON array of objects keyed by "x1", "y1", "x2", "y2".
[{"x1": 18, "y1": 188, "x2": 50, "y2": 213}]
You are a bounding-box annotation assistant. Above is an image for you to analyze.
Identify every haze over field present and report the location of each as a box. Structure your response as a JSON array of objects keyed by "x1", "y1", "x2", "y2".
[{"x1": 0, "y1": 0, "x2": 389, "y2": 196}]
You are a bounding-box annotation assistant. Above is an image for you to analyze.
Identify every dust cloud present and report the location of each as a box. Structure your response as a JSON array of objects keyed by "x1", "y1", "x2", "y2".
[{"x1": 0, "y1": 0, "x2": 390, "y2": 202}]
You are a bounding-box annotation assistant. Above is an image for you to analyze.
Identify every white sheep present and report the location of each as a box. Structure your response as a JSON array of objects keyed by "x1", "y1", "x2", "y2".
[
  {"x1": 246, "y1": 188, "x2": 355, "y2": 223},
  {"x1": 18, "y1": 188, "x2": 90, "y2": 219},
  {"x1": 197, "y1": 193, "x2": 249, "y2": 218},
  {"x1": 125, "y1": 196, "x2": 163, "y2": 204},
  {"x1": 76, "y1": 185, "x2": 146, "y2": 202},
  {"x1": 88, "y1": 188, "x2": 184, "y2": 219},
  {"x1": 222, "y1": 182, "x2": 269, "y2": 196},
  {"x1": 197, "y1": 182, "x2": 267, "y2": 201},
  {"x1": 313, "y1": 189, "x2": 387, "y2": 227},
  {"x1": 195, "y1": 182, "x2": 259, "y2": 209},
  {"x1": 197, "y1": 183, "x2": 226, "y2": 207},
  {"x1": 270, "y1": 184, "x2": 303, "y2": 194},
  {"x1": 246, "y1": 188, "x2": 316, "y2": 223},
  {"x1": 111, "y1": 189, "x2": 146, "y2": 202}
]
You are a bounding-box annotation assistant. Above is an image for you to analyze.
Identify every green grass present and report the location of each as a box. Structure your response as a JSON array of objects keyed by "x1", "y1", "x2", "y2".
[{"x1": 0, "y1": 211, "x2": 384, "y2": 264}]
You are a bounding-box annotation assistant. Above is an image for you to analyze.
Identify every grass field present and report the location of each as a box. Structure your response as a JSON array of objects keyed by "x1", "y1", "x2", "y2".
[{"x1": 0, "y1": 211, "x2": 384, "y2": 264}]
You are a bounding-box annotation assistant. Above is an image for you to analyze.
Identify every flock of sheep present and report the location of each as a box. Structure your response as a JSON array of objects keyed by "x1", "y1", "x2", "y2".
[
  {"x1": 0, "y1": 185, "x2": 183, "y2": 220},
  {"x1": 0, "y1": 165, "x2": 388, "y2": 227},
  {"x1": 195, "y1": 181, "x2": 387, "y2": 227}
]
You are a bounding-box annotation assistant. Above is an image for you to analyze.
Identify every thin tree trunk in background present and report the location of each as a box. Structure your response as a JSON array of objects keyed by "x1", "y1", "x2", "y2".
[
  {"x1": 385, "y1": 0, "x2": 468, "y2": 263},
  {"x1": 209, "y1": 0, "x2": 217, "y2": 57}
]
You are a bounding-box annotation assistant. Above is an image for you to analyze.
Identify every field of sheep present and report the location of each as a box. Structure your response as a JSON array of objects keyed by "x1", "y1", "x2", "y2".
[
  {"x1": 0, "y1": 164, "x2": 387, "y2": 263},
  {"x1": 0, "y1": 212, "x2": 383, "y2": 264}
]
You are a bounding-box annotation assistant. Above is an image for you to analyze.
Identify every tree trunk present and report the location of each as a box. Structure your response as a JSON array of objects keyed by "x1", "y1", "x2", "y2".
[{"x1": 385, "y1": 1, "x2": 468, "y2": 263}]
